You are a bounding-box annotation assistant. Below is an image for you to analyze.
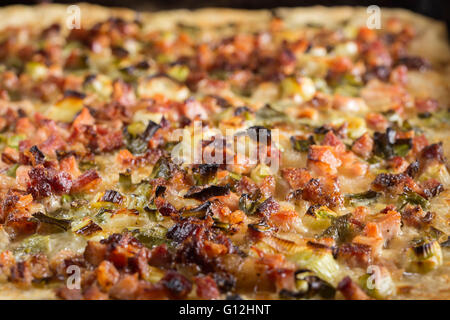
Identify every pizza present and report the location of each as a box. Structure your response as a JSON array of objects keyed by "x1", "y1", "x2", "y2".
[{"x1": 0, "y1": 3, "x2": 449, "y2": 300}]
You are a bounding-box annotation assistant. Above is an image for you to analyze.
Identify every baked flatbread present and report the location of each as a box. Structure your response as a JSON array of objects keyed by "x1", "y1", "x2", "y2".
[{"x1": 0, "y1": 3, "x2": 448, "y2": 300}]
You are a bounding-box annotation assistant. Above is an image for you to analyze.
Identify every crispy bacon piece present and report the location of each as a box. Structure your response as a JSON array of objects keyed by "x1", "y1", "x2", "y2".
[
  {"x1": 371, "y1": 210, "x2": 401, "y2": 242},
  {"x1": 99, "y1": 233, "x2": 144, "y2": 269},
  {"x1": 28, "y1": 254, "x2": 51, "y2": 280},
  {"x1": 281, "y1": 168, "x2": 312, "y2": 190},
  {"x1": 337, "y1": 276, "x2": 371, "y2": 300},
  {"x1": 421, "y1": 179, "x2": 444, "y2": 198},
  {"x1": 307, "y1": 145, "x2": 341, "y2": 175},
  {"x1": 168, "y1": 217, "x2": 232, "y2": 272},
  {"x1": 161, "y1": 270, "x2": 192, "y2": 300},
  {"x1": 109, "y1": 273, "x2": 139, "y2": 300},
  {"x1": 84, "y1": 241, "x2": 107, "y2": 266},
  {"x1": 56, "y1": 287, "x2": 83, "y2": 300},
  {"x1": 269, "y1": 210, "x2": 299, "y2": 231},
  {"x1": 112, "y1": 79, "x2": 136, "y2": 107},
  {"x1": 372, "y1": 172, "x2": 420, "y2": 195},
  {"x1": 3, "y1": 193, "x2": 37, "y2": 237},
  {"x1": 365, "y1": 113, "x2": 388, "y2": 131},
  {"x1": 10, "y1": 261, "x2": 32, "y2": 287},
  {"x1": 70, "y1": 169, "x2": 101, "y2": 193},
  {"x1": 255, "y1": 197, "x2": 280, "y2": 219},
  {"x1": 0, "y1": 251, "x2": 15, "y2": 280},
  {"x1": 27, "y1": 165, "x2": 72, "y2": 199},
  {"x1": 302, "y1": 177, "x2": 343, "y2": 208},
  {"x1": 148, "y1": 244, "x2": 173, "y2": 268},
  {"x1": 352, "y1": 133, "x2": 373, "y2": 159},
  {"x1": 195, "y1": 276, "x2": 220, "y2": 300},
  {"x1": 401, "y1": 205, "x2": 434, "y2": 229},
  {"x1": 419, "y1": 143, "x2": 444, "y2": 167},
  {"x1": 415, "y1": 98, "x2": 439, "y2": 113},
  {"x1": 336, "y1": 243, "x2": 372, "y2": 268},
  {"x1": 83, "y1": 284, "x2": 109, "y2": 300},
  {"x1": 96, "y1": 260, "x2": 120, "y2": 291},
  {"x1": 322, "y1": 131, "x2": 346, "y2": 153},
  {"x1": 59, "y1": 155, "x2": 81, "y2": 179}
]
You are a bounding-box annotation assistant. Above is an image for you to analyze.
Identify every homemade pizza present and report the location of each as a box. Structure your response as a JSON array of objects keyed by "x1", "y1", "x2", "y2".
[{"x1": 0, "y1": 4, "x2": 449, "y2": 300}]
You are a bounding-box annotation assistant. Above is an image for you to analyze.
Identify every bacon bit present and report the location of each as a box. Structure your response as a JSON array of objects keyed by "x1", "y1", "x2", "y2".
[
  {"x1": 352, "y1": 133, "x2": 373, "y2": 159},
  {"x1": 28, "y1": 254, "x2": 51, "y2": 280},
  {"x1": 259, "y1": 175, "x2": 276, "y2": 198},
  {"x1": 27, "y1": 165, "x2": 72, "y2": 199},
  {"x1": 387, "y1": 156, "x2": 409, "y2": 173},
  {"x1": 397, "y1": 56, "x2": 430, "y2": 71},
  {"x1": 281, "y1": 168, "x2": 313, "y2": 190},
  {"x1": 329, "y1": 56, "x2": 353, "y2": 74},
  {"x1": 128, "y1": 249, "x2": 150, "y2": 280},
  {"x1": 117, "y1": 149, "x2": 135, "y2": 166},
  {"x1": 372, "y1": 210, "x2": 401, "y2": 242},
  {"x1": 364, "y1": 40, "x2": 392, "y2": 68},
  {"x1": 70, "y1": 169, "x2": 101, "y2": 193},
  {"x1": 148, "y1": 244, "x2": 172, "y2": 268},
  {"x1": 337, "y1": 276, "x2": 371, "y2": 300},
  {"x1": 112, "y1": 79, "x2": 136, "y2": 107},
  {"x1": 302, "y1": 177, "x2": 343, "y2": 208},
  {"x1": 10, "y1": 261, "x2": 32, "y2": 287},
  {"x1": 1, "y1": 147, "x2": 19, "y2": 164},
  {"x1": 15, "y1": 117, "x2": 35, "y2": 136},
  {"x1": 236, "y1": 176, "x2": 259, "y2": 195},
  {"x1": 401, "y1": 206, "x2": 434, "y2": 229},
  {"x1": 72, "y1": 107, "x2": 95, "y2": 128},
  {"x1": 83, "y1": 284, "x2": 109, "y2": 300},
  {"x1": 56, "y1": 287, "x2": 83, "y2": 300},
  {"x1": 269, "y1": 210, "x2": 299, "y2": 231},
  {"x1": 423, "y1": 179, "x2": 443, "y2": 199},
  {"x1": 337, "y1": 243, "x2": 373, "y2": 268},
  {"x1": 39, "y1": 135, "x2": 66, "y2": 158},
  {"x1": 195, "y1": 276, "x2": 220, "y2": 300},
  {"x1": 322, "y1": 131, "x2": 346, "y2": 153},
  {"x1": 351, "y1": 206, "x2": 369, "y2": 225},
  {"x1": 59, "y1": 156, "x2": 81, "y2": 179},
  {"x1": 109, "y1": 273, "x2": 139, "y2": 300},
  {"x1": 96, "y1": 260, "x2": 120, "y2": 291},
  {"x1": 179, "y1": 99, "x2": 208, "y2": 120},
  {"x1": 411, "y1": 134, "x2": 428, "y2": 155},
  {"x1": 161, "y1": 270, "x2": 192, "y2": 300},
  {"x1": 357, "y1": 27, "x2": 377, "y2": 43},
  {"x1": 84, "y1": 241, "x2": 107, "y2": 266},
  {"x1": 365, "y1": 113, "x2": 388, "y2": 131},
  {"x1": 255, "y1": 197, "x2": 280, "y2": 219},
  {"x1": 134, "y1": 281, "x2": 170, "y2": 300},
  {"x1": 99, "y1": 233, "x2": 143, "y2": 269},
  {"x1": 119, "y1": 149, "x2": 162, "y2": 169},
  {"x1": 196, "y1": 43, "x2": 214, "y2": 70},
  {"x1": 212, "y1": 192, "x2": 240, "y2": 212},
  {"x1": 419, "y1": 143, "x2": 444, "y2": 166},
  {"x1": 296, "y1": 107, "x2": 317, "y2": 119},
  {"x1": 96, "y1": 128, "x2": 124, "y2": 153},
  {"x1": 372, "y1": 172, "x2": 420, "y2": 196},
  {"x1": 0, "y1": 251, "x2": 15, "y2": 279},
  {"x1": 389, "y1": 65, "x2": 408, "y2": 85},
  {"x1": 353, "y1": 233, "x2": 384, "y2": 258},
  {"x1": 307, "y1": 145, "x2": 342, "y2": 175},
  {"x1": 49, "y1": 250, "x2": 84, "y2": 278}
]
